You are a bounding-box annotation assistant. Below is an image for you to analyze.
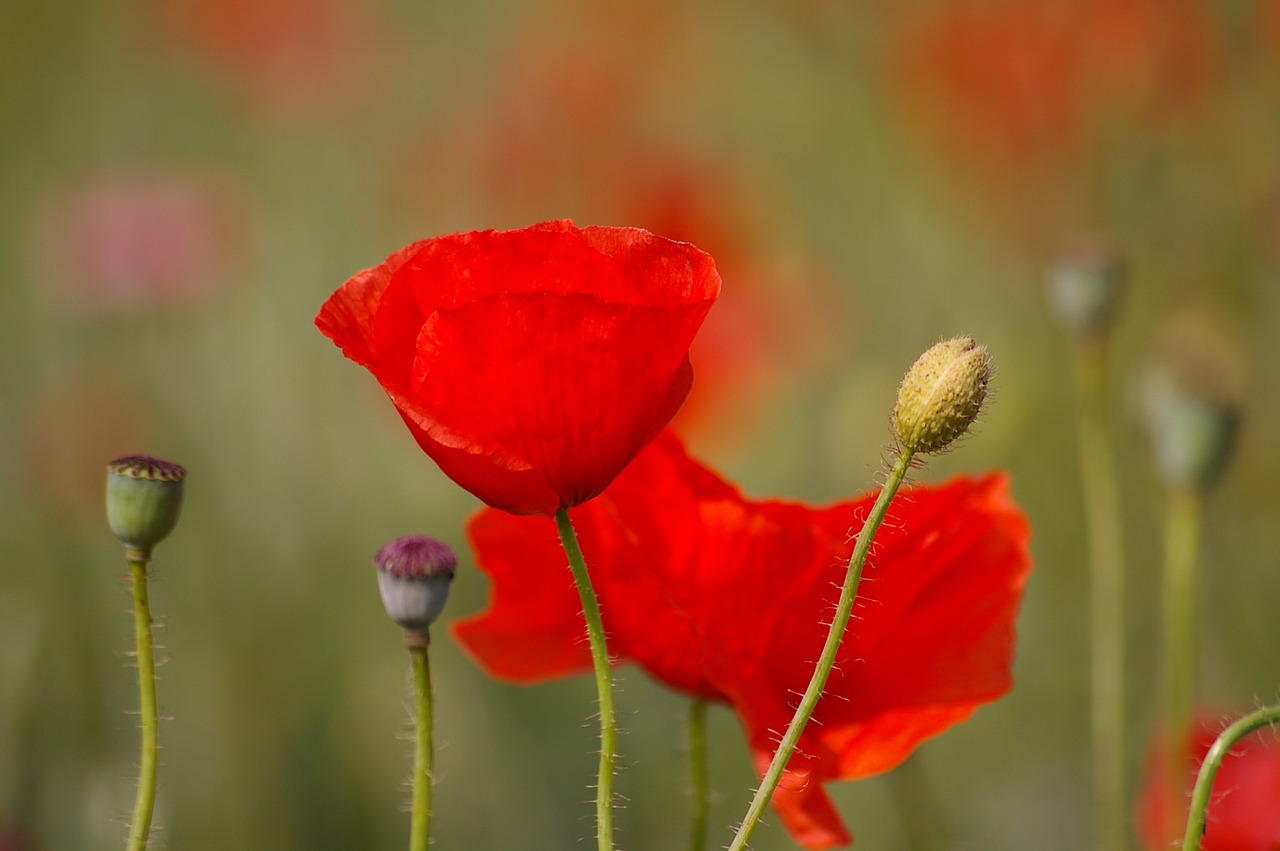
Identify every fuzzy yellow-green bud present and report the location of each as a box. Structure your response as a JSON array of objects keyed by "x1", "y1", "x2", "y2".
[
  {"x1": 892, "y1": 337, "x2": 992, "y2": 455},
  {"x1": 106, "y1": 455, "x2": 186, "y2": 557}
]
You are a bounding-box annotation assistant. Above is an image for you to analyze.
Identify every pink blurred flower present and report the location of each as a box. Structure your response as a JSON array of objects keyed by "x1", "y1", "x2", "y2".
[{"x1": 31, "y1": 170, "x2": 250, "y2": 312}]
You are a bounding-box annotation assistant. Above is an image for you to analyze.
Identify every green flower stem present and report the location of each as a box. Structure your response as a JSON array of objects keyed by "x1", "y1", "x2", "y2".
[
  {"x1": 728, "y1": 447, "x2": 914, "y2": 851},
  {"x1": 885, "y1": 753, "x2": 941, "y2": 851},
  {"x1": 1072, "y1": 346, "x2": 1128, "y2": 851},
  {"x1": 1181, "y1": 703, "x2": 1280, "y2": 851},
  {"x1": 555, "y1": 508, "x2": 616, "y2": 851},
  {"x1": 1161, "y1": 486, "x2": 1203, "y2": 838},
  {"x1": 125, "y1": 555, "x2": 159, "y2": 851},
  {"x1": 687, "y1": 698, "x2": 709, "y2": 851},
  {"x1": 408, "y1": 637, "x2": 433, "y2": 851}
]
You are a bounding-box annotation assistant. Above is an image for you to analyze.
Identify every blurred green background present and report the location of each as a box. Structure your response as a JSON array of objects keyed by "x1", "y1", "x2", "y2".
[{"x1": 3, "y1": 0, "x2": 1280, "y2": 848}]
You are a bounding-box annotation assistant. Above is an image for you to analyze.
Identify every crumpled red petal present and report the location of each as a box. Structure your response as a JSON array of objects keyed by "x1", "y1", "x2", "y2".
[{"x1": 452, "y1": 431, "x2": 1033, "y2": 846}]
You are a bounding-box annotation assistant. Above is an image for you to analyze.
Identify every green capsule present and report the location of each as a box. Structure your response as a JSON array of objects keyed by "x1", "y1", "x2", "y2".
[{"x1": 106, "y1": 455, "x2": 186, "y2": 557}]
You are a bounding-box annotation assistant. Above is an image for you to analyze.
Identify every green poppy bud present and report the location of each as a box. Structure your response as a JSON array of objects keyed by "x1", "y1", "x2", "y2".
[
  {"x1": 106, "y1": 455, "x2": 186, "y2": 557},
  {"x1": 893, "y1": 337, "x2": 992, "y2": 455},
  {"x1": 374, "y1": 536, "x2": 457, "y2": 639}
]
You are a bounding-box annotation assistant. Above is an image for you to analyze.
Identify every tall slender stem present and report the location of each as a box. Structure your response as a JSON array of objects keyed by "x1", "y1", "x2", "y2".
[
  {"x1": 555, "y1": 508, "x2": 616, "y2": 851},
  {"x1": 125, "y1": 556, "x2": 159, "y2": 851},
  {"x1": 687, "y1": 698, "x2": 709, "y2": 851},
  {"x1": 1181, "y1": 704, "x2": 1280, "y2": 851},
  {"x1": 408, "y1": 639, "x2": 433, "y2": 851},
  {"x1": 885, "y1": 753, "x2": 941, "y2": 851},
  {"x1": 1161, "y1": 487, "x2": 1202, "y2": 840},
  {"x1": 728, "y1": 448, "x2": 914, "y2": 851},
  {"x1": 1073, "y1": 346, "x2": 1128, "y2": 851}
]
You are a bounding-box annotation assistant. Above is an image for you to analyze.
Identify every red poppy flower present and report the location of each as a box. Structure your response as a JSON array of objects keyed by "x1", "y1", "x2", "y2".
[
  {"x1": 315, "y1": 220, "x2": 720, "y2": 516},
  {"x1": 1136, "y1": 713, "x2": 1280, "y2": 850},
  {"x1": 452, "y1": 431, "x2": 1033, "y2": 847}
]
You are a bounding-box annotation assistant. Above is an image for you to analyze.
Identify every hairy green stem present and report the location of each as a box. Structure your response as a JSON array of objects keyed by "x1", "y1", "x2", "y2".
[
  {"x1": 728, "y1": 447, "x2": 914, "y2": 851},
  {"x1": 1181, "y1": 704, "x2": 1280, "y2": 851},
  {"x1": 556, "y1": 508, "x2": 616, "y2": 851},
  {"x1": 1161, "y1": 487, "x2": 1202, "y2": 839},
  {"x1": 408, "y1": 639, "x2": 433, "y2": 851},
  {"x1": 125, "y1": 556, "x2": 158, "y2": 851},
  {"x1": 1073, "y1": 346, "x2": 1128, "y2": 851},
  {"x1": 687, "y1": 698, "x2": 709, "y2": 851}
]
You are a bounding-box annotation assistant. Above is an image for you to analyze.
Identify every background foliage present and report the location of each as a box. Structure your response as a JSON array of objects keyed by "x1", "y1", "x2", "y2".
[{"x1": 3, "y1": 0, "x2": 1279, "y2": 848}]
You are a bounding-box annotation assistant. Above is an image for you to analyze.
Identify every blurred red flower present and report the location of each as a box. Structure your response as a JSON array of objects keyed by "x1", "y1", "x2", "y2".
[
  {"x1": 156, "y1": 0, "x2": 383, "y2": 116},
  {"x1": 893, "y1": 0, "x2": 1218, "y2": 174},
  {"x1": 453, "y1": 431, "x2": 1033, "y2": 847},
  {"x1": 1137, "y1": 713, "x2": 1280, "y2": 850},
  {"x1": 315, "y1": 220, "x2": 720, "y2": 516},
  {"x1": 30, "y1": 171, "x2": 249, "y2": 312}
]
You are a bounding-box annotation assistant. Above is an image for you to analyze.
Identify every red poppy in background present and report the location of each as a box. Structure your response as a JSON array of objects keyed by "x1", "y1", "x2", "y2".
[
  {"x1": 893, "y1": 0, "x2": 1217, "y2": 175},
  {"x1": 315, "y1": 220, "x2": 720, "y2": 516},
  {"x1": 1136, "y1": 713, "x2": 1280, "y2": 850},
  {"x1": 153, "y1": 0, "x2": 384, "y2": 116},
  {"x1": 453, "y1": 431, "x2": 1033, "y2": 847}
]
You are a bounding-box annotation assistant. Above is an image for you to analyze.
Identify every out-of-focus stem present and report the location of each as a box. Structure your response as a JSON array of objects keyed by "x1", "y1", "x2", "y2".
[
  {"x1": 1073, "y1": 345, "x2": 1128, "y2": 851},
  {"x1": 1161, "y1": 487, "x2": 1202, "y2": 841},
  {"x1": 687, "y1": 698, "x2": 709, "y2": 851}
]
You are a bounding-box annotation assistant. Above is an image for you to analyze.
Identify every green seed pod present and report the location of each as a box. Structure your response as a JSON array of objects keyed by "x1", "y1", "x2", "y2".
[
  {"x1": 892, "y1": 337, "x2": 992, "y2": 455},
  {"x1": 1047, "y1": 235, "x2": 1124, "y2": 341},
  {"x1": 1140, "y1": 323, "x2": 1241, "y2": 492},
  {"x1": 106, "y1": 455, "x2": 186, "y2": 557},
  {"x1": 374, "y1": 536, "x2": 457, "y2": 636}
]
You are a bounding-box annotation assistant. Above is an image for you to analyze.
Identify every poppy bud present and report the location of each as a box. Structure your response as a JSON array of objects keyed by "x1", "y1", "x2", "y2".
[
  {"x1": 106, "y1": 455, "x2": 186, "y2": 557},
  {"x1": 1140, "y1": 327, "x2": 1241, "y2": 492},
  {"x1": 1047, "y1": 235, "x2": 1124, "y2": 341},
  {"x1": 892, "y1": 337, "x2": 992, "y2": 455},
  {"x1": 374, "y1": 536, "x2": 457, "y2": 638}
]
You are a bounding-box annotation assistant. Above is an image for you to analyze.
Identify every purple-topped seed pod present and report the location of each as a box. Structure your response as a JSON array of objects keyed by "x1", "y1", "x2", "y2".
[
  {"x1": 374, "y1": 536, "x2": 457, "y2": 639},
  {"x1": 106, "y1": 455, "x2": 186, "y2": 558}
]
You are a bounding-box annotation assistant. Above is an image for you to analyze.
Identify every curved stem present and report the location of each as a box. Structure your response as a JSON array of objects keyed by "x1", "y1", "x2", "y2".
[
  {"x1": 125, "y1": 557, "x2": 158, "y2": 851},
  {"x1": 1073, "y1": 346, "x2": 1128, "y2": 851},
  {"x1": 1161, "y1": 487, "x2": 1203, "y2": 840},
  {"x1": 408, "y1": 639, "x2": 433, "y2": 851},
  {"x1": 1181, "y1": 704, "x2": 1280, "y2": 851},
  {"x1": 556, "y1": 508, "x2": 616, "y2": 851},
  {"x1": 728, "y1": 447, "x2": 914, "y2": 851},
  {"x1": 687, "y1": 698, "x2": 709, "y2": 851}
]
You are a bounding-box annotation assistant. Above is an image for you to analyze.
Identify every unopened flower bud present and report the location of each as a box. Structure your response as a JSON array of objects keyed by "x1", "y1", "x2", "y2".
[
  {"x1": 1047, "y1": 235, "x2": 1124, "y2": 341},
  {"x1": 892, "y1": 337, "x2": 992, "y2": 455},
  {"x1": 1140, "y1": 324, "x2": 1241, "y2": 492},
  {"x1": 374, "y1": 536, "x2": 457, "y2": 637},
  {"x1": 106, "y1": 455, "x2": 186, "y2": 556}
]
